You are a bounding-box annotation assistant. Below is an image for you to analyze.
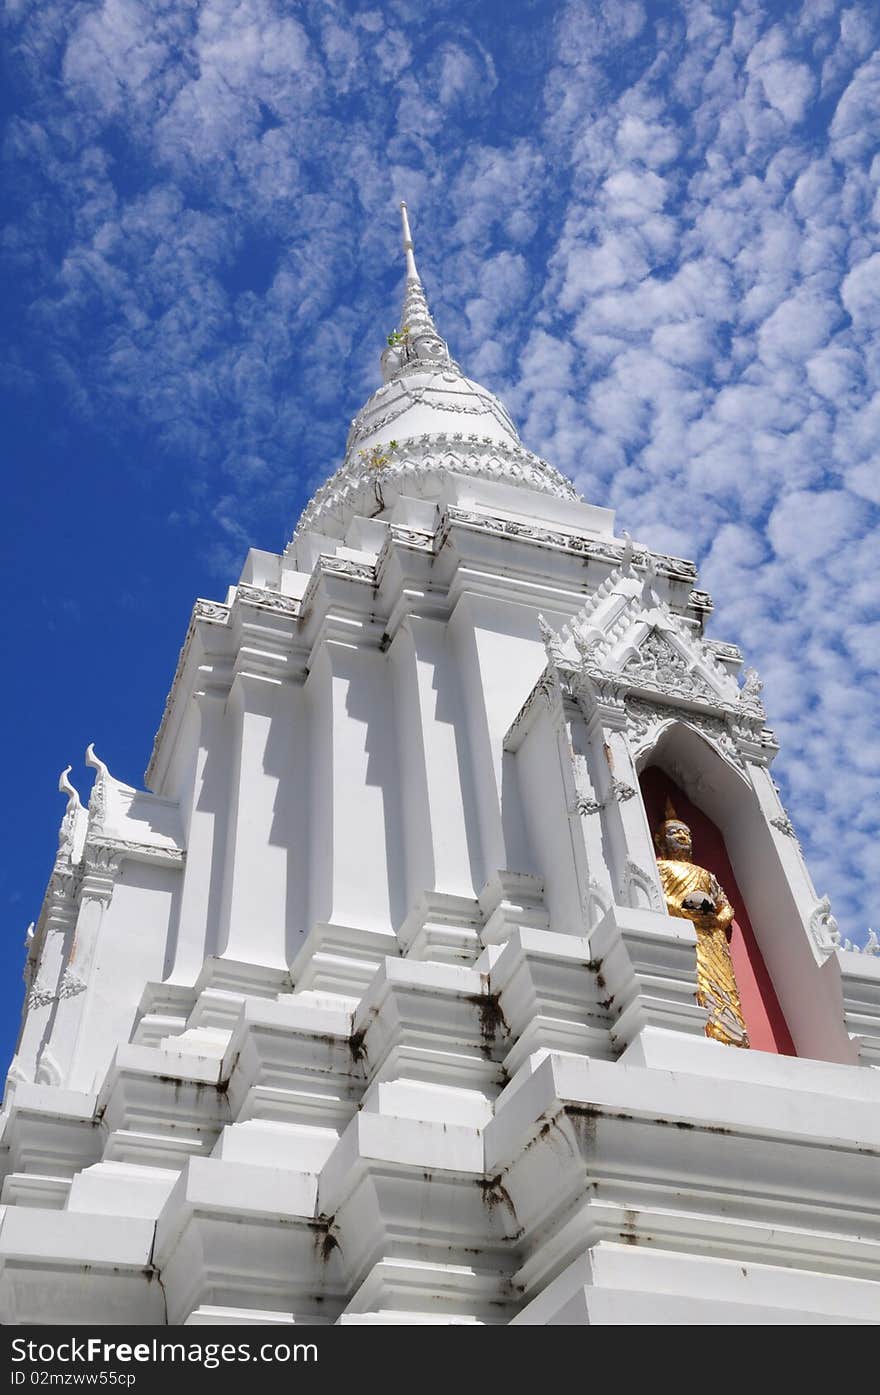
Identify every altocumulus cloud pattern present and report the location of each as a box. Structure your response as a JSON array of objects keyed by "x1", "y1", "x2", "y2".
[{"x1": 2, "y1": 0, "x2": 878, "y2": 960}]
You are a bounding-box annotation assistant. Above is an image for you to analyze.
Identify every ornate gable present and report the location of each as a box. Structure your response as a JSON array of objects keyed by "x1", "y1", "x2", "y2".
[
  {"x1": 621, "y1": 627, "x2": 717, "y2": 703},
  {"x1": 537, "y1": 548, "x2": 777, "y2": 772}
]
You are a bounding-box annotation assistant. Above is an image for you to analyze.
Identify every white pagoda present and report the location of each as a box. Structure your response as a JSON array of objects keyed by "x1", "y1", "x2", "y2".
[{"x1": 3, "y1": 206, "x2": 879, "y2": 1326}]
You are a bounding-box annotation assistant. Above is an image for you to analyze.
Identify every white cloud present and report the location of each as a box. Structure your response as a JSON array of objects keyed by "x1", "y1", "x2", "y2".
[
  {"x1": 755, "y1": 58, "x2": 817, "y2": 123},
  {"x1": 767, "y1": 487, "x2": 866, "y2": 561},
  {"x1": 757, "y1": 291, "x2": 838, "y2": 363},
  {"x1": 841, "y1": 251, "x2": 880, "y2": 328}
]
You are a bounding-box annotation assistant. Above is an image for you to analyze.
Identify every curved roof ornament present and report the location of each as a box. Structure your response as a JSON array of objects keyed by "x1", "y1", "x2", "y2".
[
  {"x1": 85, "y1": 743, "x2": 110, "y2": 781},
  {"x1": 58, "y1": 765, "x2": 82, "y2": 813},
  {"x1": 85, "y1": 743, "x2": 111, "y2": 829}
]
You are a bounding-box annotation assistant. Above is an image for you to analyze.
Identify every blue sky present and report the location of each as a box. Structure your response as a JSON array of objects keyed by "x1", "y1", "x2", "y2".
[{"x1": 2, "y1": 0, "x2": 879, "y2": 1073}]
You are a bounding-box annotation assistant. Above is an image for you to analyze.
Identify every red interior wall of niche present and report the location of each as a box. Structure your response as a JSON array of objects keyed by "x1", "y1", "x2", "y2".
[{"x1": 640, "y1": 765, "x2": 796, "y2": 1056}]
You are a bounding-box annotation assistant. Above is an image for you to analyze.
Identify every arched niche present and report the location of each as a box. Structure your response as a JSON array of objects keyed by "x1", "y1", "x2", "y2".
[{"x1": 635, "y1": 721, "x2": 855, "y2": 1065}]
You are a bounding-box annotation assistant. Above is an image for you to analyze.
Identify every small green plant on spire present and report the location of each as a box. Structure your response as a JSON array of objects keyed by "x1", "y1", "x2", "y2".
[
  {"x1": 358, "y1": 441, "x2": 398, "y2": 470},
  {"x1": 386, "y1": 325, "x2": 411, "y2": 347}
]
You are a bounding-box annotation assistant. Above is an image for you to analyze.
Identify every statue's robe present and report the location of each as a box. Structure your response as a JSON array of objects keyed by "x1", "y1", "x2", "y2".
[{"x1": 656, "y1": 858, "x2": 750, "y2": 1049}]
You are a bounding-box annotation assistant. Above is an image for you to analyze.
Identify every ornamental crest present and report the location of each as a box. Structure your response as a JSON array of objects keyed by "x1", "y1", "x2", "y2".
[
  {"x1": 534, "y1": 546, "x2": 772, "y2": 774},
  {"x1": 622, "y1": 628, "x2": 716, "y2": 703}
]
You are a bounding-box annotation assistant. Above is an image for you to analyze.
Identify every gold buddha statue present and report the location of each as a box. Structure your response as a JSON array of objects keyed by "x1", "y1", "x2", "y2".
[{"x1": 654, "y1": 799, "x2": 750, "y2": 1049}]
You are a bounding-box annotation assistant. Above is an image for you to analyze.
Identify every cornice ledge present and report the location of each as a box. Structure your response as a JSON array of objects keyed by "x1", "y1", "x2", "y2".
[
  {"x1": 145, "y1": 599, "x2": 232, "y2": 787},
  {"x1": 299, "y1": 553, "x2": 379, "y2": 618},
  {"x1": 86, "y1": 834, "x2": 186, "y2": 869},
  {"x1": 441, "y1": 507, "x2": 698, "y2": 583},
  {"x1": 688, "y1": 588, "x2": 714, "y2": 615},
  {"x1": 704, "y1": 638, "x2": 743, "y2": 663},
  {"x1": 235, "y1": 584, "x2": 302, "y2": 621},
  {"x1": 378, "y1": 521, "x2": 437, "y2": 563},
  {"x1": 504, "y1": 669, "x2": 560, "y2": 751},
  {"x1": 563, "y1": 661, "x2": 738, "y2": 718}
]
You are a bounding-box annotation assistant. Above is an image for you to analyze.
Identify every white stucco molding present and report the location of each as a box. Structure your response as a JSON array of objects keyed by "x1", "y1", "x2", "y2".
[
  {"x1": 292, "y1": 434, "x2": 579, "y2": 544},
  {"x1": 487, "y1": 1051, "x2": 880, "y2": 1310},
  {"x1": 487, "y1": 926, "x2": 613, "y2": 1077},
  {"x1": 835, "y1": 947, "x2": 880, "y2": 1066},
  {"x1": 588, "y1": 903, "x2": 706, "y2": 1049}
]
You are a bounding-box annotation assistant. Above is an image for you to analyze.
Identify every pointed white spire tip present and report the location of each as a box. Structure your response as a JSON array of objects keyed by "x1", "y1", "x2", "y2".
[{"x1": 399, "y1": 200, "x2": 419, "y2": 282}]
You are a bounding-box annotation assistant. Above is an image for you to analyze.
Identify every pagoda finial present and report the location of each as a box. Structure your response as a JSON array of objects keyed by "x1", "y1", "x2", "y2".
[
  {"x1": 400, "y1": 200, "x2": 419, "y2": 282},
  {"x1": 382, "y1": 200, "x2": 457, "y2": 382}
]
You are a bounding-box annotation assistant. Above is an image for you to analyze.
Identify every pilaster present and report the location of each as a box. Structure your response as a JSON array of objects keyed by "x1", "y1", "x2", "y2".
[
  {"x1": 168, "y1": 689, "x2": 229, "y2": 983},
  {"x1": 216, "y1": 671, "x2": 300, "y2": 971},
  {"x1": 53, "y1": 849, "x2": 122, "y2": 1093},
  {"x1": 574, "y1": 678, "x2": 664, "y2": 914},
  {"x1": 389, "y1": 615, "x2": 482, "y2": 918},
  {"x1": 294, "y1": 640, "x2": 403, "y2": 1000}
]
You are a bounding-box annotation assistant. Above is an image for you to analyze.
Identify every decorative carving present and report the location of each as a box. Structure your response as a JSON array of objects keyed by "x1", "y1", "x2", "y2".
[
  {"x1": 35, "y1": 1049, "x2": 62, "y2": 1088},
  {"x1": 770, "y1": 814, "x2": 798, "y2": 839},
  {"x1": 319, "y1": 555, "x2": 376, "y2": 583},
  {"x1": 620, "y1": 858, "x2": 663, "y2": 912},
  {"x1": 689, "y1": 589, "x2": 713, "y2": 613},
  {"x1": 654, "y1": 553, "x2": 698, "y2": 583},
  {"x1": 736, "y1": 666, "x2": 767, "y2": 722},
  {"x1": 48, "y1": 867, "x2": 79, "y2": 902},
  {"x1": 569, "y1": 753, "x2": 601, "y2": 815},
  {"x1": 841, "y1": 934, "x2": 880, "y2": 954},
  {"x1": 623, "y1": 630, "x2": 715, "y2": 701},
  {"x1": 88, "y1": 836, "x2": 185, "y2": 868},
  {"x1": 704, "y1": 640, "x2": 742, "y2": 663},
  {"x1": 573, "y1": 774, "x2": 637, "y2": 817},
  {"x1": 741, "y1": 667, "x2": 763, "y2": 700},
  {"x1": 619, "y1": 531, "x2": 636, "y2": 574},
  {"x1": 57, "y1": 766, "x2": 81, "y2": 854},
  {"x1": 294, "y1": 436, "x2": 579, "y2": 544},
  {"x1": 195, "y1": 600, "x2": 231, "y2": 624},
  {"x1": 573, "y1": 671, "x2": 629, "y2": 721},
  {"x1": 809, "y1": 896, "x2": 840, "y2": 952},
  {"x1": 573, "y1": 628, "x2": 602, "y2": 663},
  {"x1": 503, "y1": 669, "x2": 560, "y2": 749},
  {"x1": 27, "y1": 983, "x2": 56, "y2": 1012},
  {"x1": 387, "y1": 524, "x2": 435, "y2": 551},
  {"x1": 58, "y1": 969, "x2": 86, "y2": 1000},
  {"x1": 625, "y1": 699, "x2": 746, "y2": 771},
  {"x1": 611, "y1": 779, "x2": 637, "y2": 803},
  {"x1": 440, "y1": 507, "x2": 699, "y2": 585},
  {"x1": 584, "y1": 877, "x2": 612, "y2": 928},
  {"x1": 85, "y1": 743, "x2": 109, "y2": 830},
  {"x1": 83, "y1": 843, "x2": 123, "y2": 874},
  {"x1": 348, "y1": 369, "x2": 520, "y2": 453},
  {"x1": 538, "y1": 613, "x2": 569, "y2": 668},
  {"x1": 237, "y1": 585, "x2": 301, "y2": 618}
]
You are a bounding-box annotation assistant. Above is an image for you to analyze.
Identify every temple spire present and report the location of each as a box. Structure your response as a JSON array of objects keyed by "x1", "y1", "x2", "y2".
[
  {"x1": 400, "y1": 200, "x2": 419, "y2": 282},
  {"x1": 382, "y1": 201, "x2": 457, "y2": 382}
]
